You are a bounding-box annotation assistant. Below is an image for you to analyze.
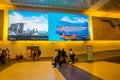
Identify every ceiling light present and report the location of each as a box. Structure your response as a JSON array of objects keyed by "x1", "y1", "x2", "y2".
[
  {"x1": 119, "y1": 4, "x2": 120, "y2": 6},
  {"x1": 63, "y1": 1, "x2": 66, "y2": 4},
  {"x1": 77, "y1": 2, "x2": 80, "y2": 6},
  {"x1": 40, "y1": 0, "x2": 43, "y2": 1}
]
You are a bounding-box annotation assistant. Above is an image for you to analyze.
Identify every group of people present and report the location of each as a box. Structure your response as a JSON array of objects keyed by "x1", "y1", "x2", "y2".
[
  {"x1": 0, "y1": 48, "x2": 24, "y2": 63},
  {"x1": 0, "y1": 47, "x2": 76, "y2": 66},
  {"x1": 0, "y1": 48, "x2": 10, "y2": 64},
  {"x1": 53, "y1": 48, "x2": 75, "y2": 68}
]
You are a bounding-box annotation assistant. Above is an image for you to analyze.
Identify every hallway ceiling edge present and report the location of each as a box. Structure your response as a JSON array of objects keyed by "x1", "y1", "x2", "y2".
[{"x1": 0, "y1": 0, "x2": 120, "y2": 12}]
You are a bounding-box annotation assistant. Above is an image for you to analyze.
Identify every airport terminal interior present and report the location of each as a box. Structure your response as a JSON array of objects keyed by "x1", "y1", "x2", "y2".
[{"x1": 0, "y1": 0, "x2": 120, "y2": 80}]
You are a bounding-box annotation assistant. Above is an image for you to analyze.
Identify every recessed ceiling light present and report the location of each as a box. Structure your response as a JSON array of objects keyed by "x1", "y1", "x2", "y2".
[
  {"x1": 119, "y1": 4, "x2": 120, "y2": 6},
  {"x1": 63, "y1": 1, "x2": 66, "y2": 4},
  {"x1": 77, "y1": 2, "x2": 80, "y2": 6}
]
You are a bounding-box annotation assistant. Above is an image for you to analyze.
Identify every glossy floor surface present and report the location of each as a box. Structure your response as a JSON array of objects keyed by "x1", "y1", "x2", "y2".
[
  {"x1": 0, "y1": 61, "x2": 65, "y2": 80},
  {"x1": 74, "y1": 61, "x2": 120, "y2": 80},
  {"x1": 0, "y1": 61, "x2": 120, "y2": 80}
]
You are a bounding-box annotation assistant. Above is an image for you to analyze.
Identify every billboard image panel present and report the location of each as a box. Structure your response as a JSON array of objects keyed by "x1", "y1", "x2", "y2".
[{"x1": 48, "y1": 12, "x2": 90, "y2": 41}]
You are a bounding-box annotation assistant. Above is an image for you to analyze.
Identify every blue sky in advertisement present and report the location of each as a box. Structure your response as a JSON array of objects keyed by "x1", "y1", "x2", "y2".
[
  {"x1": 9, "y1": 10, "x2": 48, "y2": 34},
  {"x1": 8, "y1": 10, "x2": 48, "y2": 40},
  {"x1": 48, "y1": 12, "x2": 90, "y2": 41}
]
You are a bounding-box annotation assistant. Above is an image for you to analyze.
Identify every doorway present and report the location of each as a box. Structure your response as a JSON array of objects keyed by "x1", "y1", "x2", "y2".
[{"x1": 26, "y1": 46, "x2": 39, "y2": 59}]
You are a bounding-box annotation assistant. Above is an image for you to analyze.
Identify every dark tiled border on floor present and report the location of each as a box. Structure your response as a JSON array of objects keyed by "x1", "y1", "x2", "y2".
[
  {"x1": 58, "y1": 63, "x2": 103, "y2": 80},
  {"x1": 0, "y1": 60, "x2": 16, "y2": 71},
  {"x1": 105, "y1": 60, "x2": 120, "y2": 64}
]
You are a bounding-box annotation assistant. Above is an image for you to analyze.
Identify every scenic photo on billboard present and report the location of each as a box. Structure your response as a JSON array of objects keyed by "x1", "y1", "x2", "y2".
[
  {"x1": 48, "y1": 12, "x2": 90, "y2": 41},
  {"x1": 8, "y1": 10, "x2": 48, "y2": 40}
]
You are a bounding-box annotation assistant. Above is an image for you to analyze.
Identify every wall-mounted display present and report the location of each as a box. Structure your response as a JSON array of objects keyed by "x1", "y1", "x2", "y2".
[
  {"x1": 8, "y1": 10, "x2": 90, "y2": 41},
  {"x1": 8, "y1": 10, "x2": 48, "y2": 40},
  {"x1": 48, "y1": 12, "x2": 90, "y2": 41}
]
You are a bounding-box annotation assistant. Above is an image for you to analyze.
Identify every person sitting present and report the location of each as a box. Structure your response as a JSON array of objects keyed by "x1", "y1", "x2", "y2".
[
  {"x1": 15, "y1": 54, "x2": 20, "y2": 62},
  {"x1": 20, "y1": 52, "x2": 23, "y2": 60}
]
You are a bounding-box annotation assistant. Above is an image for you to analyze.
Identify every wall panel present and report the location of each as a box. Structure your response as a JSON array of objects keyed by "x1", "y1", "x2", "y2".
[{"x1": 0, "y1": 10, "x2": 4, "y2": 40}]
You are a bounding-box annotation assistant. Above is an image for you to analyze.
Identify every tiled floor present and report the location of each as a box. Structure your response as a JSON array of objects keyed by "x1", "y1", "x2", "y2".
[
  {"x1": 0, "y1": 61, "x2": 65, "y2": 80},
  {"x1": 74, "y1": 61, "x2": 120, "y2": 80},
  {"x1": 0, "y1": 61, "x2": 120, "y2": 80}
]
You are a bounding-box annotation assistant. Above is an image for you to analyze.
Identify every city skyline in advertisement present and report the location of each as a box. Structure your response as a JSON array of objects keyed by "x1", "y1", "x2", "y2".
[{"x1": 8, "y1": 10, "x2": 48, "y2": 40}]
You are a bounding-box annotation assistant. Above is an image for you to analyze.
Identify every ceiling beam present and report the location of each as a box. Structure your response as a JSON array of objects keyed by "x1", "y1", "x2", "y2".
[{"x1": 88, "y1": 0, "x2": 111, "y2": 11}]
